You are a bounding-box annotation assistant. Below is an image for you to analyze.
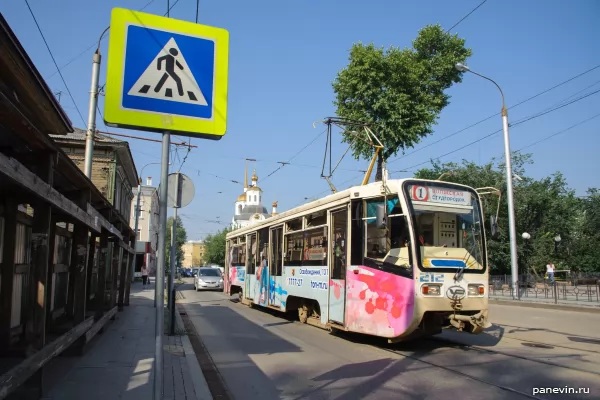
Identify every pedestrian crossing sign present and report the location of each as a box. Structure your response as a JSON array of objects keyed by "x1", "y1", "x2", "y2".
[{"x1": 104, "y1": 8, "x2": 229, "y2": 139}]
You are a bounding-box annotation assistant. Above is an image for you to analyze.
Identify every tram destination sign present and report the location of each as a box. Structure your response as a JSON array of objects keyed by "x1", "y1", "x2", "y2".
[
  {"x1": 104, "y1": 8, "x2": 230, "y2": 139},
  {"x1": 409, "y1": 185, "x2": 471, "y2": 206}
]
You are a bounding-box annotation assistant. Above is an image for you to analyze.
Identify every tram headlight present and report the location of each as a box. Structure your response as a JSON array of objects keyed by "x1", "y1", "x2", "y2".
[
  {"x1": 421, "y1": 284, "x2": 442, "y2": 296},
  {"x1": 468, "y1": 284, "x2": 485, "y2": 296}
]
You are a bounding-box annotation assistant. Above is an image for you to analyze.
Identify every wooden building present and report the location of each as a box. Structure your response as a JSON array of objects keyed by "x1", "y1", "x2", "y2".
[
  {"x1": 50, "y1": 128, "x2": 138, "y2": 227},
  {"x1": 0, "y1": 13, "x2": 136, "y2": 399}
]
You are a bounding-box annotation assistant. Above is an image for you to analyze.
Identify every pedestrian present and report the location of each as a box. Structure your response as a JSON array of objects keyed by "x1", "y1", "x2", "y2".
[
  {"x1": 141, "y1": 264, "x2": 148, "y2": 286},
  {"x1": 546, "y1": 261, "x2": 555, "y2": 284}
]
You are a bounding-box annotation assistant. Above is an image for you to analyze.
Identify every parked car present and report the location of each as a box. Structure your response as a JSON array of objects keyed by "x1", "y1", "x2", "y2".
[
  {"x1": 191, "y1": 268, "x2": 199, "y2": 277},
  {"x1": 194, "y1": 267, "x2": 224, "y2": 291}
]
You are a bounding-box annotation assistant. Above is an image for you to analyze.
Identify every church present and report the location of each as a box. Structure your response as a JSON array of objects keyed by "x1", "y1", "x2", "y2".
[{"x1": 231, "y1": 166, "x2": 278, "y2": 229}]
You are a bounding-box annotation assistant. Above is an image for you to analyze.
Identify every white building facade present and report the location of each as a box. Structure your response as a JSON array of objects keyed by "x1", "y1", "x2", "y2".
[
  {"x1": 130, "y1": 177, "x2": 159, "y2": 276},
  {"x1": 231, "y1": 168, "x2": 277, "y2": 229}
]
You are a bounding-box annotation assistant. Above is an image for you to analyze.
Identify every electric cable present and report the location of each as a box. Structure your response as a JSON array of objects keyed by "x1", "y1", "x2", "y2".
[
  {"x1": 24, "y1": 0, "x2": 87, "y2": 126},
  {"x1": 387, "y1": 63, "x2": 600, "y2": 165}
]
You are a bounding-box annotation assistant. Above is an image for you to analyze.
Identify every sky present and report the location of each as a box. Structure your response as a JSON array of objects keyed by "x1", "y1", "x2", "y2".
[{"x1": 2, "y1": 0, "x2": 599, "y2": 240}]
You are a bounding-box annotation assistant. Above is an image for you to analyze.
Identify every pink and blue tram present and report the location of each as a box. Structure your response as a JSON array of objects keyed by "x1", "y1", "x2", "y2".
[{"x1": 224, "y1": 178, "x2": 491, "y2": 342}]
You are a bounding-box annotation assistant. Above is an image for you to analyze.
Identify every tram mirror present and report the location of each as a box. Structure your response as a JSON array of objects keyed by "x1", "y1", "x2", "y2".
[
  {"x1": 490, "y1": 216, "x2": 499, "y2": 239},
  {"x1": 376, "y1": 204, "x2": 387, "y2": 229}
]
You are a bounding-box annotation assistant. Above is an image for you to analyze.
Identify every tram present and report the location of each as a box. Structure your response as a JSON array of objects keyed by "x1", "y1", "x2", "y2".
[{"x1": 224, "y1": 178, "x2": 491, "y2": 342}]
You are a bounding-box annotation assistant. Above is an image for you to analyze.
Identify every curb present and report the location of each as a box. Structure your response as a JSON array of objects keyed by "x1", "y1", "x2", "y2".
[
  {"x1": 490, "y1": 298, "x2": 600, "y2": 313},
  {"x1": 174, "y1": 307, "x2": 214, "y2": 400}
]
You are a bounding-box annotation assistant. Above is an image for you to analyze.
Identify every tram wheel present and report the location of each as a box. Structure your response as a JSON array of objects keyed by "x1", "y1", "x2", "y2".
[{"x1": 298, "y1": 305, "x2": 308, "y2": 324}]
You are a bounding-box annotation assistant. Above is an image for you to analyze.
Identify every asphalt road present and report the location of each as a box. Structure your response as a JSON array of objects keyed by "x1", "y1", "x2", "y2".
[{"x1": 179, "y1": 280, "x2": 599, "y2": 400}]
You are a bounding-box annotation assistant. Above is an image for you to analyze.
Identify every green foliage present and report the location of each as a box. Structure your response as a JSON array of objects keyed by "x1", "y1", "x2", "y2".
[
  {"x1": 332, "y1": 25, "x2": 472, "y2": 178},
  {"x1": 165, "y1": 215, "x2": 187, "y2": 271},
  {"x1": 414, "y1": 153, "x2": 599, "y2": 275},
  {"x1": 203, "y1": 227, "x2": 232, "y2": 267}
]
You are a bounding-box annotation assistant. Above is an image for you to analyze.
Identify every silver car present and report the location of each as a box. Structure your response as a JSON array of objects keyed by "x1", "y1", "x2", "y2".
[{"x1": 194, "y1": 268, "x2": 224, "y2": 291}]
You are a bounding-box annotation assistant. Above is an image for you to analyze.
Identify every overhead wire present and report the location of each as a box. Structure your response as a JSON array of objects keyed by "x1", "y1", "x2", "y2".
[
  {"x1": 516, "y1": 112, "x2": 600, "y2": 153},
  {"x1": 386, "y1": 63, "x2": 600, "y2": 165},
  {"x1": 47, "y1": 0, "x2": 178, "y2": 81},
  {"x1": 445, "y1": 0, "x2": 488, "y2": 33},
  {"x1": 24, "y1": 0, "x2": 87, "y2": 126},
  {"x1": 261, "y1": 128, "x2": 328, "y2": 183},
  {"x1": 401, "y1": 88, "x2": 600, "y2": 171}
]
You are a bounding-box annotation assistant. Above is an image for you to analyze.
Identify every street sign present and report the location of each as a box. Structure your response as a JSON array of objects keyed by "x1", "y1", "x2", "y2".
[
  {"x1": 166, "y1": 172, "x2": 195, "y2": 208},
  {"x1": 104, "y1": 8, "x2": 229, "y2": 139}
]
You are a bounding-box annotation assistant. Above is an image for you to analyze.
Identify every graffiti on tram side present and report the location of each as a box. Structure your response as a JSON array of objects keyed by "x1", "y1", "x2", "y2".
[
  {"x1": 228, "y1": 266, "x2": 246, "y2": 290},
  {"x1": 346, "y1": 266, "x2": 414, "y2": 337}
]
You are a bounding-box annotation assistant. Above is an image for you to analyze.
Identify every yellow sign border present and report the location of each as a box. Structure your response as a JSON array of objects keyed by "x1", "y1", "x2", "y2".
[{"x1": 104, "y1": 8, "x2": 229, "y2": 139}]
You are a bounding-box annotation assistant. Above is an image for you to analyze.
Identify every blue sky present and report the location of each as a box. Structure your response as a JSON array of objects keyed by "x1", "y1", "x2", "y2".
[{"x1": 2, "y1": 0, "x2": 599, "y2": 240}]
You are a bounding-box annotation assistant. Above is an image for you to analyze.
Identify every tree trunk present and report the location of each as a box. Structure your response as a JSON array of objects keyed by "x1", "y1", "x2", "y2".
[{"x1": 375, "y1": 151, "x2": 384, "y2": 182}]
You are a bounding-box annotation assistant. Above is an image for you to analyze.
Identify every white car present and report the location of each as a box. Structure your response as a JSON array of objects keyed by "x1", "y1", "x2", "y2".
[{"x1": 194, "y1": 268, "x2": 224, "y2": 291}]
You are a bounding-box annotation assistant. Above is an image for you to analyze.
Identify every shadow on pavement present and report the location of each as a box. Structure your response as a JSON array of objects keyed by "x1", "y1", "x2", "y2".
[{"x1": 41, "y1": 282, "x2": 158, "y2": 400}]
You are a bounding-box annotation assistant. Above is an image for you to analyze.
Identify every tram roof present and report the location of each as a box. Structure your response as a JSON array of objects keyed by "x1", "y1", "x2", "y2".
[{"x1": 226, "y1": 177, "x2": 482, "y2": 239}]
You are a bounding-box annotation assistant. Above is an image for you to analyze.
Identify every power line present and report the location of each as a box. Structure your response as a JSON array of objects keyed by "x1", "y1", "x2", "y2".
[
  {"x1": 387, "y1": 63, "x2": 600, "y2": 165},
  {"x1": 446, "y1": 0, "x2": 488, "y2": 33},
  {"x1": 261, "y1": 128, "x2": 327, "y2": 183},
  {"x1": 516, "y1": 112, "x2": 600, "y2": 152},
  {"x1": 402, "y1": 90, "x2": 600, "y2": 171},
  {"x1": 46, "y1": 0, "x2": 174, "y2": 80},
  {"x1": 24, "y1": 0, "x2": 87, "y2": 126}
]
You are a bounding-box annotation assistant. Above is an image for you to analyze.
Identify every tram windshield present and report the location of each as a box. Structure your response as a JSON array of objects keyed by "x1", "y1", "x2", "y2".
[{"x1": 403, "y1": 182, "x2": 485, "y2": 272}]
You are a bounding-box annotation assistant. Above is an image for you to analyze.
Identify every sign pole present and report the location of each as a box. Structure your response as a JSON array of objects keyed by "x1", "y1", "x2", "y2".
[
  {"x1": 155, "y1": 132, "x2": 170, "y2": 400},
  {"x1": 169, "y1": 208, "x2": 177, "y2": 334}
]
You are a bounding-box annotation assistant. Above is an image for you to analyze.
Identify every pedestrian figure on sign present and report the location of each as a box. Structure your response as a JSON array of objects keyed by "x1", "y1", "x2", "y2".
[
  {"x1": 546, "y1": 261, "x2": 555, "y2": 284},
  {"x1": 154, "y1": 47, "x2": 184, "y2": 96},
  {"x1": 141, "y1": 264, "x2": 149, "y2": 286}
]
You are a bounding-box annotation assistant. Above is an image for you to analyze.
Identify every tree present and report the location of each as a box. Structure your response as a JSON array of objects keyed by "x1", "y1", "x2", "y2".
[
  {"x1": 165, "y1": 215, "x2": 187, "y2": 271},
  {"x1": 203, "y1": 227, "x2": 232, "y2": 267},
  {"x1": 332, "y1": 25, "x2": 472, "y2": 180},
  {"x1": 414, "y1": 153, "x2": 598, "y2": 276}
]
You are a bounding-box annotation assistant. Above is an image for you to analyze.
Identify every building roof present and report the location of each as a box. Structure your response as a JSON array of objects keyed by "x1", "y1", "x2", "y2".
[
  {"x1": 50, "y1": 127, "x2": 139, "y2": 187},
  {"x1": 233, "y1": 204, "x2": 270, "y2": 221}
]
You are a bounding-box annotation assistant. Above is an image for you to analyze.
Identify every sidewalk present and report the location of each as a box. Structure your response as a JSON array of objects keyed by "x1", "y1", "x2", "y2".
[{"x1": 41, "y1": 281, "x2": 212, "y2": 400}]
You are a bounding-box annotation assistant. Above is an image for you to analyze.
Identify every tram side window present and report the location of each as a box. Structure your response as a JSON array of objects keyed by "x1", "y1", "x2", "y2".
[
  {"x1": 284, "y1": 231, "x2": 304, "y2": 266},
  {"x1": 350, "y1": 200, "x2": 364, "y2": 266},
  {"x1": 229, "y1": 241, "x2": 239, "y2": 265},
  {"x1": 303, "y1": 227, "x2": 327, "y2": 267},
  {"x1": 270, "y1": 227, "x2": 283, "y2": 276},
  {"x1": 258, "y1": 228, "x2": 269, "y2": 270},
  {"x1": 247, "y1": 233, "x2": 257, "y2": 274}
]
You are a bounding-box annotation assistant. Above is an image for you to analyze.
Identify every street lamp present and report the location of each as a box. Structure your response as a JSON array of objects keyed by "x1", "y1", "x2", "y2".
[
  {"x1": 554, "y1": 234, "x2": 561, "y2": 256},
  {"x1": 456, "y1": 62, "x2": 520, "y2": 300}
]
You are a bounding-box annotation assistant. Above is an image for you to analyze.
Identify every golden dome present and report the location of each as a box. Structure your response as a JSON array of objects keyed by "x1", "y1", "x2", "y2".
[
  {"x1": 237, "y1": 193, "x2": 246, "y2": 201},
  {"x1": 272, "y1": 201, "x2": 278, "y2": 207},
  {"x1": 251, "y1": 169, "x2": 258, "y2": 181}
]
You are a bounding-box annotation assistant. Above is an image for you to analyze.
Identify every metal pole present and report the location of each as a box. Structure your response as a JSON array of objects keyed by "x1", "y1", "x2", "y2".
[
  {"x1": 84, "y1": 51, "x2": 101, "y2": 178},
  {"x1": 131, "y1": 182, "x2": 142, "y2": 287},
  {"x1": 155, "y1": 133, "x2": 170, "y2": 400},
  {"x1": 169, "y1": 207, "x2": 177, "y2": 335},
  {"x1": 501, "y1": 108, "x2": 520, "y2": 300}
]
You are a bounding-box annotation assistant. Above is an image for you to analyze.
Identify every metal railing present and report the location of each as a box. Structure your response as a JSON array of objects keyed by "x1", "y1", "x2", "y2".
[{"x1": 489, "y1": 273, "x2": 600, "y2": 304}]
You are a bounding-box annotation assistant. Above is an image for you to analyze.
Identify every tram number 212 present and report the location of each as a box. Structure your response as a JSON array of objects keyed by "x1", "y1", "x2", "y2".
[{"x1": 419, "y1": 273, "x2": 444, "y2": 283}]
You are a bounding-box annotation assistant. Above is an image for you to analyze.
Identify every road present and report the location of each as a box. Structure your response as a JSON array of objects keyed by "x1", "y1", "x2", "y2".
[{"x1": 178, "y1": 280, "x2": 599, "y2": 400}]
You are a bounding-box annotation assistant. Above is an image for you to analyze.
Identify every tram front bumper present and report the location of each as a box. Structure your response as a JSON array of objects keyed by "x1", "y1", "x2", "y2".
[{"x1": 449, "y1": 309, "x2": 491, "y2": 334}]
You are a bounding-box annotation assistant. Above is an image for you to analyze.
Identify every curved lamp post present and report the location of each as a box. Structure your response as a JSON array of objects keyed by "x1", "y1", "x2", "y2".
[{"x1": 456, "y1": 63, "x2": 519, "y2": 300}]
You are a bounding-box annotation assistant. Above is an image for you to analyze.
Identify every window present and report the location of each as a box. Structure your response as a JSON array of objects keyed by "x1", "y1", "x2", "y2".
[
  {"x1": 270, "y1": 226, "x2": 283, "y2": 276},
  {"x1": 283, "y1": 214, "x2": 328, "y2": 267},
  {"x1": 247, "y1": 233, "x2": 257, "y2": 274}
]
